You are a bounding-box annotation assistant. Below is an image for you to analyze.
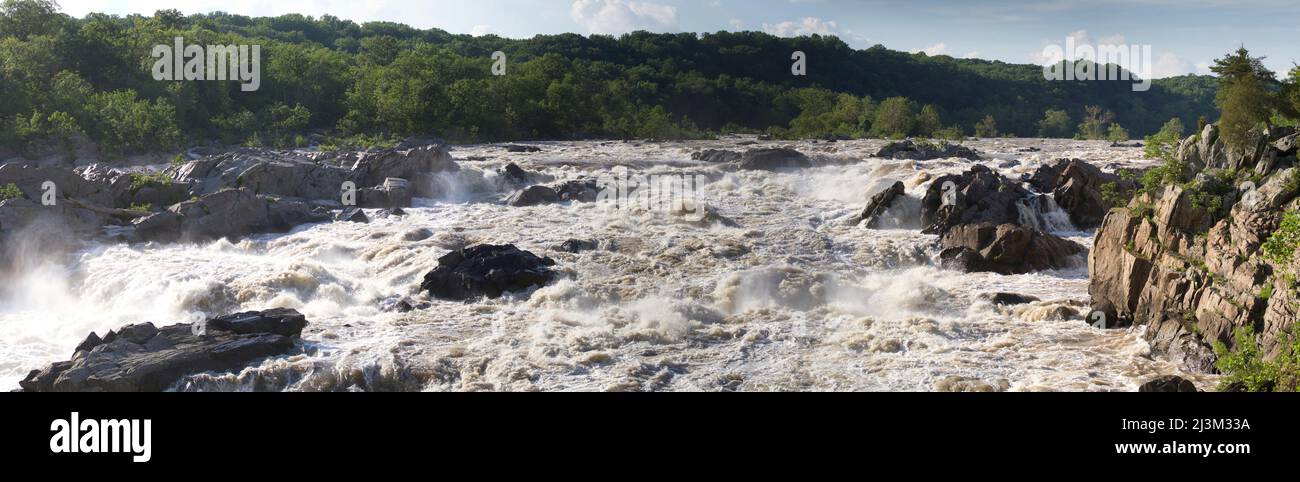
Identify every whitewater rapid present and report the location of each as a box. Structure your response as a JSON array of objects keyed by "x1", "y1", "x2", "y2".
[{"x1": 0, "y1": 137, "x2": 1210, "y2": 391}]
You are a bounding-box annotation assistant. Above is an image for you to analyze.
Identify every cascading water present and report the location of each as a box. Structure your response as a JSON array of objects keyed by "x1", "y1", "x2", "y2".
[{"x1": 0, "y1": 138, "x2": 1205, "y2": 391}]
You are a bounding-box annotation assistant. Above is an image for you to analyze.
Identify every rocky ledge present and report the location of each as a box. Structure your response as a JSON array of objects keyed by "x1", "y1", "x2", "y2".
[
  {"x1": 18, "y1": 309, "x2": 308, "y2": 392},
  {"x1": 0, "y1": 142, "x2": 458, "y2": 249},
  {"x1": 874, "y1": 139, "x2": 982, "y2": 161},
  {"x1": 1090, "y1": 124, "x2": 1299, "y2": 373}
]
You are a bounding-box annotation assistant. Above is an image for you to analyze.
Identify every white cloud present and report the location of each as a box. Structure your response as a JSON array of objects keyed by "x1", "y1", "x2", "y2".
[
  {"x1": 913, "y1": 43, "x2": 947, "y2": 56},
  {"x1": 963, "y1": 51, "x2": 980, "y2": 59},
  {"x1": 1151, "y1": 52, "x2": 1195, "y2": 78},
  {"x1": 570, "y1": 0, "x2": 678, "y2": 35},
  {"x1": 761, "y1": 17, "x2": 839, "y2": 37},
  {"x1": 470, "y1": 25, "x2": 496, "y2": 37},
  {"x1": 728, "y1": 19, "x2": 744, "y2": 30}
]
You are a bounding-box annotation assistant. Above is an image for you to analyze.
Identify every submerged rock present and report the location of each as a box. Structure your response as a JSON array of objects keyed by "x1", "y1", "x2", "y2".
[
  {"x1": 982, "y1": 293, "x2": 1041, "y2": 306},
  {"x1": 18, "y1": 309, "x2": 308, "y2": 392},
  {"x1": 555, "y1": 238, "x2": 599, "y2": 253},
  {"x1": 738, "y1": 147, "x2": 811, "y2": 171},
  {"x1": 504, "y1": 144, "x2": 541, "y2": 153},
  {"x1": 421, "y1": 244, "x2": 558, "y2": 300},
  {"x1": 507, "y1": 185, "x2": 560, "y2": 207},
  {"x1": 691, "y1": 149, "x2": 741, "y2": 163}
]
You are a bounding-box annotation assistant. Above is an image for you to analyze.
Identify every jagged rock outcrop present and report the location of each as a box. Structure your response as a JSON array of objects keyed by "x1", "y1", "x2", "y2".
[
  {"x1": 178, "y1": 144, "x2": 457, "y2": 201},
  {"x1": 874, "y1": 139, "x2": 981, "y2": 161},
  {"x1": 421, "y1": 244, "x2": 558, "y2": 300},
  {"x1": 938, "y1": 222, "x2": 1086, "y2": 274},
  {"x1": 18, "y1": 309, "x2": 308, "y2": 392},
  {"x1": 853, "y1": 181, "x2": 906, "y2": 228},
  {"x1": 1027, "y1": 158, "x2": 1137, "y2": 229},
  {"x1": 738, "y1": 148, "x2": 811, "y2": 171},
  {"x1": 1091, "y1": 124, "x2": 1300, "y2": 373},
  {"x1": 921, "y1": 164, "x2": 1037, "y2": 235}
]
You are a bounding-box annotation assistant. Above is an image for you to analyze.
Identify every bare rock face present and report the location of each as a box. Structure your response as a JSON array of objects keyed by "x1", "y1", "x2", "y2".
[
  {"x1": 18, "y1": 309, "x2": 308, "y2": 392},
  {"x1": 921, "y1": 164, "x2": 1035, "y2": 235},
  {"x1": 421, "y1": 244, "x2": 557, "y2": 300},
  {"x1": 1090, "y1": 124, "x2": 1300, "y2": 373},
  {"x1": 939, "y1": 222, "x2": 1086, "y2": 275},
  {"x1": 1028, "y1": 158, "x2": 1136, "y2": 229}
]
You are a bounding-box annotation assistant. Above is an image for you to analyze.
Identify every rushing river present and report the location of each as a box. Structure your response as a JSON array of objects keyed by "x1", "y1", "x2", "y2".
[{"x1": 0, "y1": 137, "x2": 1211, "y2": 391}]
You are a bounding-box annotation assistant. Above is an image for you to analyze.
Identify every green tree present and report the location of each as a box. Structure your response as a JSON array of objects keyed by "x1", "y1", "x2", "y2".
[
  {"x1": 1210, "y1": 47, "x2": 1276, "y2": 148},
  {"x1": 974, "y1": 114, "x2": 997, "y2": 138},
  {"x1": 870, "y1": 96, "x2": 914, "y2": 139},
  {"x1": 914, "y1": 104, "x2": 942, "y2": 138},
  {"x1": 0, "y1": 0, "x2": 61, "y2": 40},
  {"x1": 1077, "y1": 105, "x2": 1115, "y2": 140},
  {"x1": 1107, "y1": 123, "x2": 1129, "y2": 142},
  {"x1": 1037, "y1": 108, "x2": 1071, "y2": 138},
  {"x1": 1143, "y1": 117, "x2": 1184, "y2": 161}
]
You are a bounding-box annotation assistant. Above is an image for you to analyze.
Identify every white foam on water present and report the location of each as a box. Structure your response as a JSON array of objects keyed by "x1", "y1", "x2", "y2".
[{"x1": 0, "y1": 138, "x2": 1209, "y2": 391}]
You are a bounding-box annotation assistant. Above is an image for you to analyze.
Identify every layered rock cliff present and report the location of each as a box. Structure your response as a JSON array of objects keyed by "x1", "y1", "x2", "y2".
[{"x1": 1090, "y1": 124, "x2": 1300, "y2": 373}]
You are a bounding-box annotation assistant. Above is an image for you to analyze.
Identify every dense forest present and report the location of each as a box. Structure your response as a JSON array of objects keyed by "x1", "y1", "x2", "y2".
[{"x1": 0, "y1": 0, "x2": 1238, "y2": 156}]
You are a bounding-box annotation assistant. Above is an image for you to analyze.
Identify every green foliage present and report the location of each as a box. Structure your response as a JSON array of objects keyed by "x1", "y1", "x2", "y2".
[
  {"x1": 914, "y1": 104, "x2": 942, "y2": 138},
  {"x1": 973, "y1": 114, "x2": 997, "y2": 138},
  {"x1": 1143, "y1": 117, "x2": 1184, "y2": 161},
  {"x1": 1037, "y1": 108, "x2": 1072, "y2": 138},
  {"x1": 0, "y1": 182, "x2": 22, "y2": 201},
  {"x1": 1077, "y1": 105, "x2": 1115, "y2": 140},
  {"x1": 870, "y1": 97, "x2": 914, "y2": 139},
  {"x1": 1262, "y1": 211, "x2": 1300, "y2": 265},
  {"x1": 934, "y1": 125, "x2": 965, "y2": 140},
  {"x1": 1213, "y1": 324, "x2": 1300, "y2": 392},
  {"x1": 1210, "y1": 47, "x2": 1276, "y2": 149},
  {"x1": 127, "y1": 202, "x2": 152, "y2": 213},
  {"x1": 1107, "y1": 123, "x2": 1129, "y2": 142},
  {"x1": 0, "y1": 0, "x2": 1227, "y2": 149},
  {"x1": 128, "y1": 171, "x2": 172, "y2": 193},
  {"x1": 1100, "y1": 181, "x2": 1127, "y2": 208}
]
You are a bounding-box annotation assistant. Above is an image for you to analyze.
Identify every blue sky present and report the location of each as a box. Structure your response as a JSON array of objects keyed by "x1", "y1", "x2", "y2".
[{"x1": 56, "y1": 0, "x2": 1300, "y2": 78}]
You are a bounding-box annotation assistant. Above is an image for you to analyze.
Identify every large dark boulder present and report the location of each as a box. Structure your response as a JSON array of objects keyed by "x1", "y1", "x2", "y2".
[
  {"x1": 1027, "y1": 159, "x2": 1134, "y2": 229},
  {"x1": 874, "y1": 140, "x2": 981, "y2": 161},
  {"x1": 507, "y1": 185, "x2": 560, "y2": 206},
  {"x1": 738, "y1": 148, "x2": 811, "y2": 171},
  {"x1": 939, "y1": 222, "x2": 1086, "y2": 274},
  {"x1": 421, "y1": 244, "x2": 558, "y2": 300},
  {"x1": 18, "y1": 309, "x2": 308, "y2": 392},
  {"x1": 854, "y1": 181, "x2": 907, "y2": 229},
  {"x1": 921, "y1": 164, "x2": 1034, "y2": 235},
  {"x1": 1138, "y1": 375, "x2": 1199, "y2": 392}
]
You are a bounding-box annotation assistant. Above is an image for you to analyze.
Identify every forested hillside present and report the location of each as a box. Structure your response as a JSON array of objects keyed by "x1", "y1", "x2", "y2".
[{"x1": 0, "y1": 0, "x2": 1218, "y2": 155}]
